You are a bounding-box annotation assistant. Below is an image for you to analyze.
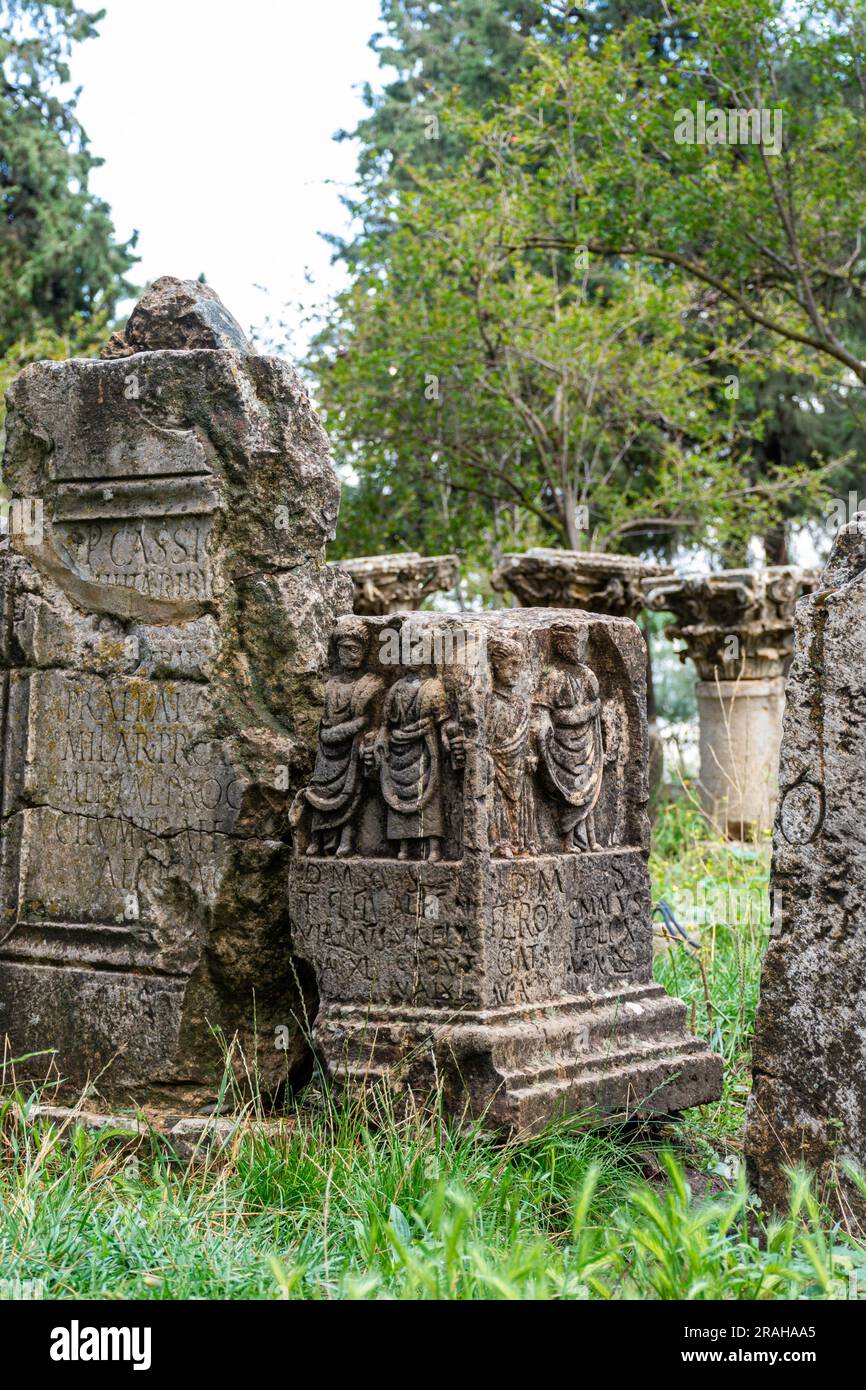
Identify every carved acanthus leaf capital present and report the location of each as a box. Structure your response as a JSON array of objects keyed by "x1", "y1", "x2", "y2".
[
  {"x1": 331, "y1": 553, "x2": 459, "y2": 615},
  {"x1": 492, "y1": 549, "x2": 671, "y2": 621},
  {"x1": 640, "y1": 566, "x2": 820, "y2": 679}
]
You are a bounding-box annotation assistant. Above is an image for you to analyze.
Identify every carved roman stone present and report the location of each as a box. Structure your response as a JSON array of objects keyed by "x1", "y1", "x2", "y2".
[
  {"x1": 534, "y1": 624, "x2": 606, "y2": 853},
  {"x1": 333, "y1": 552, "x2": 459, "y2": 614},
  {"x1": 642, "y1": 567, "x2": 819, "y2": 837},
  {"x1": 492, "y1": 548, "x2": 670, "y2": 801},
  {"x1": 485, "y1": 634, "x2": 536, "y2": 858},
  {"x1": 746, "y1": 519, "x2": 866, "y2": 1222},
  {"x1": 293, "y1": 616, "x2": 383, "y2": 861},
  {"x1": 372, "y1": 671, "x2": 465, "y2": 862},
  {"x1": 289, "y1": 609, "x2": 722, "y2": 1129},
  {"x1": 0, "y1": 277, "x2": 351, "y2": 1106},
  {"x1": 491, "y1": 549, "x2": 670, "y2": 620}
]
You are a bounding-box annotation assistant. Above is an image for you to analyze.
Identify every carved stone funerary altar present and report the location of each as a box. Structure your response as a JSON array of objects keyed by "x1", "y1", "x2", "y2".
[
  {"x1": 0, "y1": 277, "x2": 350, "y2": 1104},
  {"x1": 288, "y1": 609, "x2": 722, "y2": 1129},
  {"x1": 642, "y1": 567, "x2": 819, "y2": 838}
]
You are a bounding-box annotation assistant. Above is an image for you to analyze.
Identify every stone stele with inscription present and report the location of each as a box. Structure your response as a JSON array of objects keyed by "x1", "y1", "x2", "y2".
[
  {"x1": 0, "y1": 277, "x2": 351, "y2": 1106},
  {"x1": 289, "y1": 609, "x2": 722, "y2": 1129}
]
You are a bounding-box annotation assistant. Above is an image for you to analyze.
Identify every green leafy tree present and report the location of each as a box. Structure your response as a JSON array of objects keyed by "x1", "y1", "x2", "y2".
[
  {"x1": 477, "y1": 0, "x2": 866, "y2": 483},
  {"x1": 0, "y1": 0, "x2": 136, "y2": 353},
  {"x1": 311, "y1": 162, "x2": 825, "y2": 568},
  {"x1": 332, "y1": 2, "x2": 687, "y2": 257},
  {"x1": 341, "y1": 0, "x2": 544, "y2": 180},
  {"x1": 312, "y1": 0, "x2": 848, "y2": 570},
  {"x1": 499, "y1": 1, "x2": 866, "y2": 376},
  {"x1": 339, "y1": 1, "x2": 688, "y2": 177}
]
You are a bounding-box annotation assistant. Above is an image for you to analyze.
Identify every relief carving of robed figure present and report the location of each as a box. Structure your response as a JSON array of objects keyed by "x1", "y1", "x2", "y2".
[
  {"x1": 486, "y1": 634, "x2": 537, "y2": 857},
  {"x1": 533, "y1": 624, "x2": 605, "y2": 853},
  {"x1": 367, "y1": 671, "x2": 464, "y2": 862},
  {"x1": 296, "y1": 617, "x2": 383, "y2": 858}
]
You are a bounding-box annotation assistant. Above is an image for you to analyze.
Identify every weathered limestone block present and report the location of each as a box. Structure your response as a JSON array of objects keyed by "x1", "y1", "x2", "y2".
[
  {"x1": 0, "y1": 279, "x2": 351, "y2": 1105},
  {"x1": 746, "y1": 519, "x2": 866, "y2": 1220},
  {"x1": 288, "y1": 609, "x2": 722, "y2": 1129},
  {"x1": 100, "y1": 275, "x2": 251, "y2": 358},
  {"x1": 642, "y1": 567, "x2": 819, "y2": 837},
  {"x1": 333, "y1": 552, "x2": 458, "y2": 614}
]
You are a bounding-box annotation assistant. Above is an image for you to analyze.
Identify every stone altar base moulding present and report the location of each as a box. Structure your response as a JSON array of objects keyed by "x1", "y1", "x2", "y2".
[{"x1": 288, "y1": 609, "x2": 722, "y2": 1130}]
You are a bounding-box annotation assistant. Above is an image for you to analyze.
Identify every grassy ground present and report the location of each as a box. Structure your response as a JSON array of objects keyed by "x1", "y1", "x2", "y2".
[{"x1": 2, "y1": 799, "x2": 864, "y2": 1300}]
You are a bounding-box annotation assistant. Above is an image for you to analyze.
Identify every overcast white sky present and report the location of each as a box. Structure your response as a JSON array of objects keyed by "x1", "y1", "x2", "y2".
[{"x1": 70, "y1": 0, "x2": 385, "y2": 354}]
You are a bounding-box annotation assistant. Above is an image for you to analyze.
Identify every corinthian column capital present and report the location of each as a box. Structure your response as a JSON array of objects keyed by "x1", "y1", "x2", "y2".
[
  {"x1": 641, "y1": 566, "x2": 820, "y2": 680},
  {"x1": 492, "y1": 549, "x2": 671, "y2": 621}
]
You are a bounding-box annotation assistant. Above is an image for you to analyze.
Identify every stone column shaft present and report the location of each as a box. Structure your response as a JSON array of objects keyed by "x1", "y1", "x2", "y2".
[{"x1": 642, "y1": 567, "x2": 819, "y2": 838}]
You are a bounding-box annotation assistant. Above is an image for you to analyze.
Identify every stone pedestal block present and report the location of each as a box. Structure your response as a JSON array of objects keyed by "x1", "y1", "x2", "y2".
[
  {"x1": 0, "y1": 278, "x2": 350, "y2": 1104},
  {"x1": 288, "y1": 609, "x2": 721, "y2": 1128}
]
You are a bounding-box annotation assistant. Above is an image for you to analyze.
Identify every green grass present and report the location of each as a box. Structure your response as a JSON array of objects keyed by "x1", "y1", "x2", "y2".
[
  {"x1": 650, "y1": 796, "x2": 771, "y2": 1151},
  {"x1": 2, "y1": 798, "x2": 864, "y2": 1300}
]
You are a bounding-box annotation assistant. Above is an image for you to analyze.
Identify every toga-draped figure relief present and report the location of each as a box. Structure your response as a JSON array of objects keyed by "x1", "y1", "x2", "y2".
[
  {"x1": 296, "y1": 616, "x2": 383, "y2": 858},
  {"x1": 533, "y1": 623, "x2": 605, "y2": 853},
  {"x1": 485, "y1": 634, "x2": 538, "y2": 857},
  {"x1": 289, "y1": 609, "x2": 724, "y2": 1131},
  {"x1": 367, "y1": 671, "x2": 465, "y2": 862}
]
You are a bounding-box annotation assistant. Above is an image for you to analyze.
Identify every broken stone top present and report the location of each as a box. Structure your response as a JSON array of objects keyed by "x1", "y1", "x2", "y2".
[
  {"x1": 101, "y1": 275, "x2": 252, "y2": 358},
  {"x1": 333, "y1": 551, "x2": 459, "y2": 615},
  {"x1": 641, "y1": 565, "x2": 820, "y2": 680},
  {"x1": 492, "y1": 549, "x2": 671, "y2": 621},
  {"x1": 822, "y1": 510, "x2": 866, "y2": 587}
]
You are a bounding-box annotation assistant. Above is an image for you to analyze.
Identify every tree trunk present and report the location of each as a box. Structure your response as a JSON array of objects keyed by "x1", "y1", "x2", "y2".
[{"x1": 764, "y1": 523, "x2": 788, "y2": 567}]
